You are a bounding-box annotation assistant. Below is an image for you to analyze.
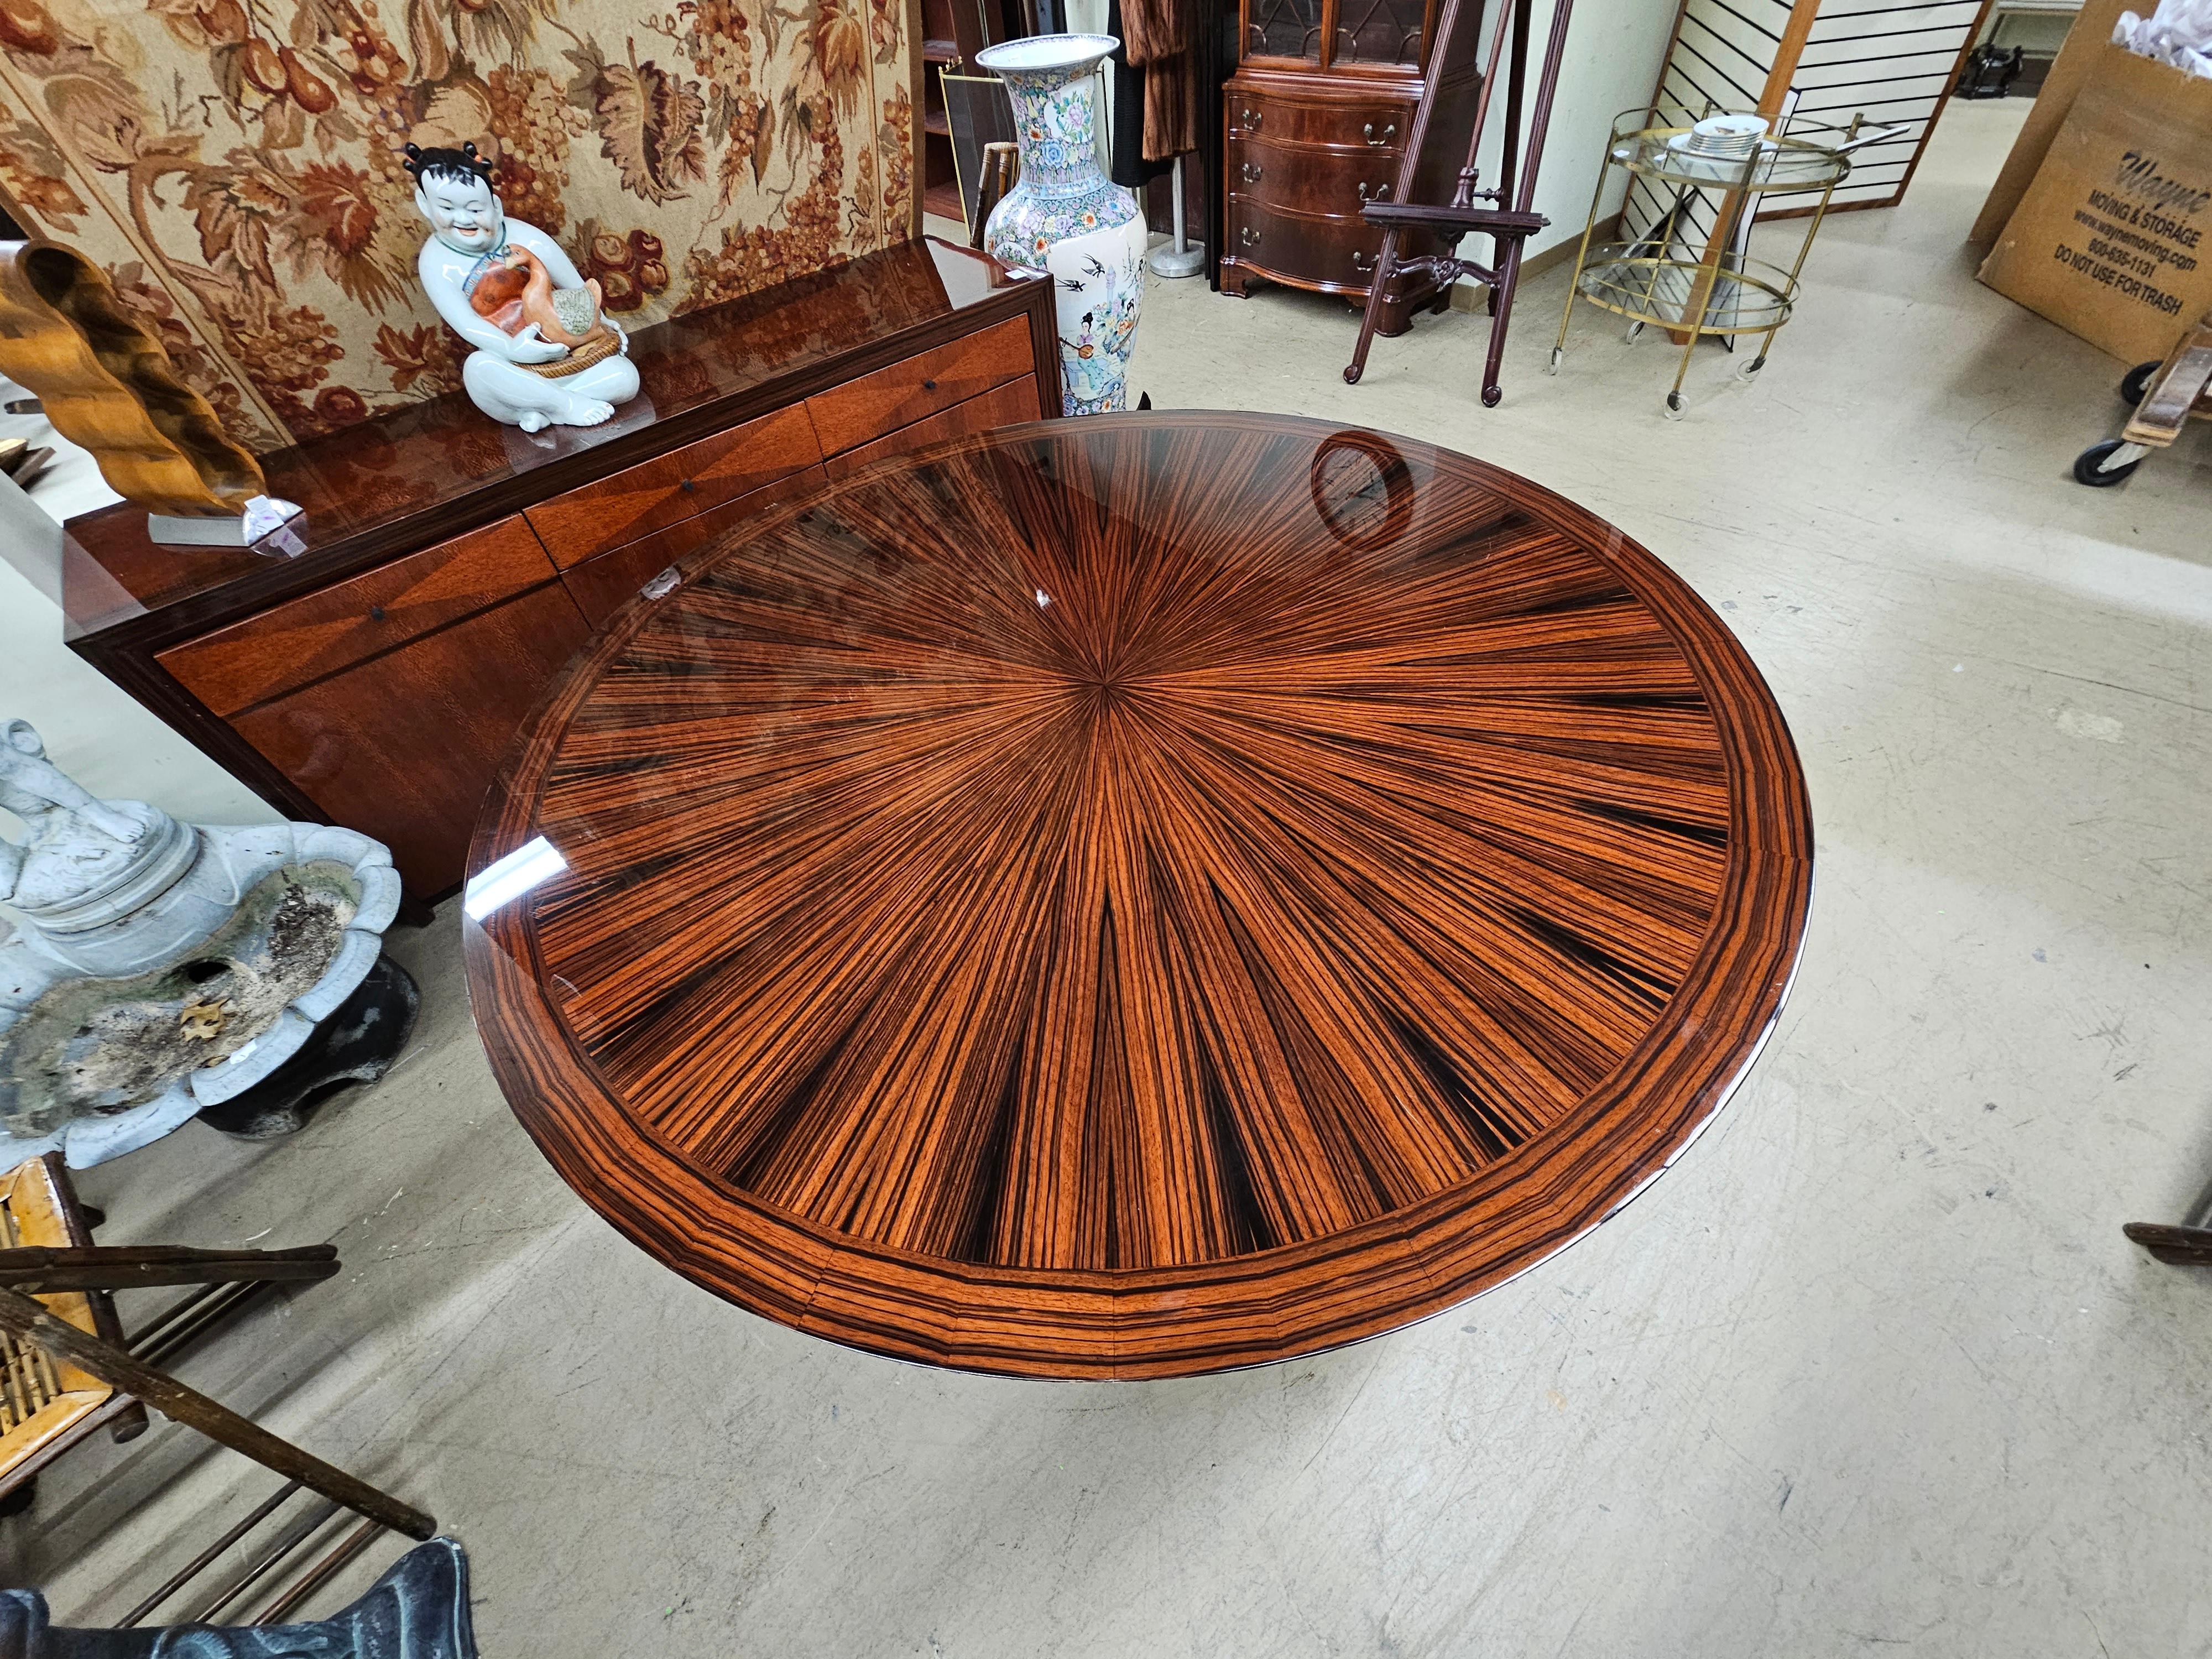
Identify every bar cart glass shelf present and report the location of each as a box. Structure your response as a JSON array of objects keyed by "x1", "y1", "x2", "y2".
[{"x1": 1550, "y1": 111, "x2": 1865, "y2": 418}]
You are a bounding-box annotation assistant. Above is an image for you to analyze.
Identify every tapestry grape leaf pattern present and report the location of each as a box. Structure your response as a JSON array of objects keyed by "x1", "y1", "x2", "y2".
[{"x1": 0, "y1": 0, "x2": 916, "y2": 450}]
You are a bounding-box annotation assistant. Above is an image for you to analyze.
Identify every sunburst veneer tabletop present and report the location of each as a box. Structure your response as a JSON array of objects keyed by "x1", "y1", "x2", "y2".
[{"x1": 464, "y1": 411, "x2": 1812, "y2": 1379}]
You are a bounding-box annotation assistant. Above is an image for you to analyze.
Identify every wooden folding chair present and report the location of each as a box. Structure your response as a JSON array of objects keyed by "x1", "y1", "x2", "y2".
[
  {"x1": 0, "y1": 1153, "x2": 148, "y2": 1493},
  {"x1": 0, "y1": 1154, "x2": 434, "y2": 1626}
]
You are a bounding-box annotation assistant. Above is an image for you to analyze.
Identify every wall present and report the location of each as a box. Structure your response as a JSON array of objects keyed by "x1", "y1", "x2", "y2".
[
  {"x1": 1464, "y1": 0, "x2": 1681, "y2": 261},
  {"x1": 0, "y1": 0, "x2": 921, "y2": 453}
]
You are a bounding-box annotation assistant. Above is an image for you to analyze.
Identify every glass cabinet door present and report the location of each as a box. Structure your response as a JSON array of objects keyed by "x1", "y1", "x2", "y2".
[
  {"x1": 1332, "y1": 0, "x2": 1430, "y2": 64},
  {"x1": 1246, "y1": 0, "x2": 1325, "y2": 61},
  {"x1": 1241, "y1": 0, "x2": 1432, "y2": 67}
]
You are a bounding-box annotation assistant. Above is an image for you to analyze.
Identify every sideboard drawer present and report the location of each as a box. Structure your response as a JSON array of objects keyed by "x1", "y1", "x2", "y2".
[
  {"x1": 524, "y1": 403, "x2": 823, "y2": 568},
  {"x1": 157, "y1": 515, "x2": 556, "y2": 718},
  {"x1": 1228, "y1": 92, "x2": 1408, "y2": 153},
  {"x1": 805, "y1": 315, "x2": 1036, "y2": 457},
  {"x1": 563, "y1": 466, "x2": 828, "y2": 627},
  {"x1": 229, "y1": 583, "x2": 594, "y2": 896},
  {"x1": 823, "y1": 376, "x2": 1045, "y2": 480},
  {"x1": 1229, "y1": 135, "x2": 1401, "y2": 217}
]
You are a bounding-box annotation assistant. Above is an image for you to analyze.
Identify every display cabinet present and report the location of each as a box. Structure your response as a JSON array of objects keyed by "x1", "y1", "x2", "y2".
[{"x1": 1219, "y1": 0, "x2": 1482, "y2": 329}]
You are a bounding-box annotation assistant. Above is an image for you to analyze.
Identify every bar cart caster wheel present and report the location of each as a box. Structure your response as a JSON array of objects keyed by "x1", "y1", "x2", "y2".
[
  {"x1": 1663, "y1": 390, "x2": 1687, "y2": 420},
  {"x1": 1344, "y1": 363, "x2": 1364, "y2": 385},
  {"x1": 1548, "y1": 346, "x2": 1563, "y2": 375},
  {"x1": 1625, "y1": 320, "x2": 1645, "y2": 343},
  {"x1": 1735, "y1": 354, "x2": 1766, "y2": 383},
  {"x1": 2073, "y1": 438, "x2": 2143, "y2": 487},
  {"x1": 2120, "y1": 359, "x2": 2161, "y2": 405}
]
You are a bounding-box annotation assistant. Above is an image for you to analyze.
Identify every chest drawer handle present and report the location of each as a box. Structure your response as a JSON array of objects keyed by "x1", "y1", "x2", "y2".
[
  {"x1": 1243, "y1": 107, "x2": 1262, "y2": 131},
  {"x1": 1241, "y1": 161, "x2": 1263, "y2": 184},
  {"x1": 1363, "y1": 122, "x2": 1396, "y2": 146},
  {"x1": 1352, "y1": 251, "x2": 1376, "y2": 274},
  {"x1": 1358, "y1": 181, "x2": 1391, "y2": 203},
  {"x1": 1240, "y1": 225, "x2": 1262, "y2": 248},
  {"x1": 922, "y1": 378, "x2": 938, "y2": 391},
  {"x1": 368, "y1": 603, "x2": 387, "y2": 622},
  {"x1": 679, "y1": 478, "x2": 697, "y2": 492}
]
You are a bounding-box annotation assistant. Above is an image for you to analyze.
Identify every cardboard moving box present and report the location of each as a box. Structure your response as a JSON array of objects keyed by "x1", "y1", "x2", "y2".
[
  {"x1": 1978, "y1": 43, "x2": 2212, "y2": 365},
  {"x1": 1968, "y1": 0, "x2": 2131, "y2": 245}
]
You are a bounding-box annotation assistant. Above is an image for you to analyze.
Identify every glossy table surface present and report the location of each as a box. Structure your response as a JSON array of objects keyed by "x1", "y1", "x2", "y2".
[{"x1": 463, "y1": 411, "x2": 1813, "y2": 1378}]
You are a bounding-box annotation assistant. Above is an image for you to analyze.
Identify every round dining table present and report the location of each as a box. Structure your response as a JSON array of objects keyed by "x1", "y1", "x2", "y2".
[{"x1": 463, "y1": 411, "x2": 1811, "y2": 1380}]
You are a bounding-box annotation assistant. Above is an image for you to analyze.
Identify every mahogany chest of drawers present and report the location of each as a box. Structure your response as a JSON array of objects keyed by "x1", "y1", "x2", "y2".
[
  {"x1": 1219, "y1": 0, "x2": 1483, "y2": 331},
  {"x1": 58, "y1": 238, "x2": 1059, "y2": 906}
]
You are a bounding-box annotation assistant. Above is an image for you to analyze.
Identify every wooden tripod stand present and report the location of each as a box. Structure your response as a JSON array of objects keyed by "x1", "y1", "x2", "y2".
[{"x1": 1342, "y1": 0, "x2": 1577, "y2": 405}]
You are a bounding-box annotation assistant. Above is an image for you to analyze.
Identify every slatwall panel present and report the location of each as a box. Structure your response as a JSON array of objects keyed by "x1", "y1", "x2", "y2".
[
  {"x1": 1628, "y1": 0, "x2": 1992, "y2": 239},
  {"x1": 1773, "y1": 0, "x2": 1987, "y2": 210},
  {"x1": 1624, "y1": 0, "x2": 1792, "y2": 254}
]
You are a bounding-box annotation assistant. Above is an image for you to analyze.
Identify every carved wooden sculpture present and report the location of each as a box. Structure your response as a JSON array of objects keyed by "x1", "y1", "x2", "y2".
[{"x1": 0, "y1": 241, "x2": 266, "y2": 516}]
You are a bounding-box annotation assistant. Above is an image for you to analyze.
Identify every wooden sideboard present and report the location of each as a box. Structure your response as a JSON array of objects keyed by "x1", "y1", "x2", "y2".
[{"x1": 55, "y1": 238, "x2": 1060, "y2": 907}]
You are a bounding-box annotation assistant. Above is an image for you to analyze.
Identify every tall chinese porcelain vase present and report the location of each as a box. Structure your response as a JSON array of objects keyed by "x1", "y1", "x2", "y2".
[{"x1": 977, "y1": 35, "x2": 1148, "y2": 415}]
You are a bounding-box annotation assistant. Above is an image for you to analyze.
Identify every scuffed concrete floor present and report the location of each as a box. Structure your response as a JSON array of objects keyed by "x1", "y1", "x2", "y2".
[{"x1": 11, "y1": 101, "x2": 2212, "y2": 1655}]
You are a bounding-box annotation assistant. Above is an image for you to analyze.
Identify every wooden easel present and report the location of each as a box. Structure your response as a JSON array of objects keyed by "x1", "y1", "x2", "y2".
[{"x1": 1341, "y1": 0, "x2": 1576, "y2": 405}]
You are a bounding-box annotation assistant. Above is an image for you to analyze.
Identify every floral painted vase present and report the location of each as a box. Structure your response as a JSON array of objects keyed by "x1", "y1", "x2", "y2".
[{"x1": 975, "y1": 34, "x2": 1148, "y2": 415}]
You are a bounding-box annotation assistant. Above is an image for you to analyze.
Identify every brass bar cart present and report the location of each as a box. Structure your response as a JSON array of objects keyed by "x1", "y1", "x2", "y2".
[{"x1": 1549, "y1": 108, "x2": 1884, "y2": 418}]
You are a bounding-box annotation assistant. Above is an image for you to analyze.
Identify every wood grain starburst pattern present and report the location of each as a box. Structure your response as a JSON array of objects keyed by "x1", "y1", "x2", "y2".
[{"x1": 468, "y1": 413, "x2": 1811, "y2": 1378}]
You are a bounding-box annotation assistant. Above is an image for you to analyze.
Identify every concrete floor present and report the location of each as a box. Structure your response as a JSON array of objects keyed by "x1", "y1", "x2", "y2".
[{"x1": 10, "y1": 100, "x2": 2212, "y2": 1655}]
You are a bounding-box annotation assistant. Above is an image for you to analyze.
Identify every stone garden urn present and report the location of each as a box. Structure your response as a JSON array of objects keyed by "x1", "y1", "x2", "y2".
[
  {"x1": 977, "y1": 34, "x2": 1149, "y2": 415},
  {"x1": 0, "y1": 720, "x2": 411, "y2": 1167}
]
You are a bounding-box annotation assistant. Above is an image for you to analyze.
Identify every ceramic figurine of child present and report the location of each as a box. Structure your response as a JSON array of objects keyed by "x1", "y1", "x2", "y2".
[{"x1": 404, "y1": 143, "x2": 640, "y2": 432}]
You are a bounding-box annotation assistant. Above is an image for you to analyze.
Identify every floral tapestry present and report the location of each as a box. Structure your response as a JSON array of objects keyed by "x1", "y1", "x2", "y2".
[{"x1": 0, "y1": 0, "x2": 919, "y2": 450}]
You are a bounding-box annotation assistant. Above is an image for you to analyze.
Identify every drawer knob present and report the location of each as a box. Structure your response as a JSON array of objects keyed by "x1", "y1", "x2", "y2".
[
  {"x1": 368, "y1": 603, "x2": 387, "y2": 622},
  {"x1": 1240, "y1": 226, "x2": 1261, "y2": 248},
  {"x1": 1241, "y1": 161, "x2": 1263, "y2": 184},
  {"x1": 1358, "y1": 181, "x2": 1391, "y2": 204},
  {"x1": 680, "y1": 478, "x2": 697, "y2": 492},
  {"x1": 923, "y1": 378, "x2": 938, "y2": 391},
  {"x1": 1363, "y1": 122, "x2": 1396, "y2": 146},
  {"x1": 1243, "y1": 108, "x2": 1261, "y2": 130}
]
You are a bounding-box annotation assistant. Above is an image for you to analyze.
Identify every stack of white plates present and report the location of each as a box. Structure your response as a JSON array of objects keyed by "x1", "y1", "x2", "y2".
[{"x1": 1668, "y1": 113, "x2": 1770, "y2": 161}]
